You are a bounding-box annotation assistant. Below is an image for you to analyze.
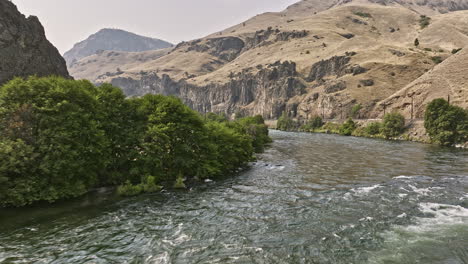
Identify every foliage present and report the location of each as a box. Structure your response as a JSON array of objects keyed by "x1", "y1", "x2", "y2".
[
  {"x1": 277, "y1": 111, "x2": 298, "y2": 131},
  {"x1": 0, "y1": 77, "x2": 271, "y2": 207},
  {"x1": 365, "y1": 122, "x2": 382, "y2": 136},
  {"x1": 419, "y1": 15, "x2": 431, "y2": 29},
  {"x1": 351, "y1": 104, "x2": 362, "y2": 118},
  {"x1": 300, "y1": 116, "x2": 323, "y2": 132},
  {"x1": 414, "y1": 38, "x2": 420, "y2": 47},
  {"x1": 431, "y1": 56, "x2": 443, "y2": 64},
  {"x1": 382, "y1": 113, "x2": 405, "y2": 138},
  {"x1": 339, "y1": 118, "x2": 357, "y2": 136},
  {"x1": 320, "y1": 122, "x2": 341, "y2": 134},
  {"x1": 0, "y1": 77, "x2": 106, "y2": 207},
  {"x1": 354, "y1": 11, "x2": 372, "y2": 18},
  {"x1": 424, "y1": 99, "x2": 468, "y2": 146}
]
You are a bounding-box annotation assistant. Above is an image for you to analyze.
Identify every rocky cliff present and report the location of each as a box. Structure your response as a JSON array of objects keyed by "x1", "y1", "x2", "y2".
[
  {"x1": 73, "y1": 0, "x2": 468, "y2": 120},
  {"x1": 0, "y1": 0, "x2": 69, "y2": 86},
  {"x1": 64, "y1": 28, "x2": 173, "y2": 67}
]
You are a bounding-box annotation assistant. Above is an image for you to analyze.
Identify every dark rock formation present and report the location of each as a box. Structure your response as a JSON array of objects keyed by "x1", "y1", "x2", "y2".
[
  {"x1": 186, "y1": 37, "x2": 245, "y2": 62},
  {"x1": 389, "y1": 49, "x2": 406, "y2": 57},
  {"x1": 307, "y1": 56, "x2": 351, "y2": 81},
  {"x1": 63, "y1": 28, "x2": 173, "y2": 66},
  {"x1": 0, "y1": 0, "x2": 69, "y2": 85},
  {"x1": 359, "y1": 79, "x2": 375, "y2": 86},
  {"x1": 324, "y1": 81, "x2": 347, "y2": 93},
  {"x1": 108, "y1": 61, "x2": 306, "y2": 119}
]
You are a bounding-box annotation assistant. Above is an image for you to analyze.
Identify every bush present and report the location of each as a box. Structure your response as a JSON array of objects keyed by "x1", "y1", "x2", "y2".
[
  {"x1": 365, "y1": 122, "x2": 382, "y2": 136},
  {"x1": 431, "y1": 56, "x2": 443, "y2": 64},
  {"x1": 382, "y1": 113, "x2": 405, "y2": 138},
  {"x1": 419, "y1": 15, "x2": 431, "y2": 29},
  {"x1": 339, "y1": 118, "x2": 357, "y2": 136},
  {"x1": 452, "y1": 48, "x2": 462, "y2": 54},
  {"x1": 414, "y1": 38, "x2": 419, "y2": 47},
  {"x1": 277, "y1": 111, "x2": 298, "y2": 131},
  {"x1": 424, "y1": 98, "x2": 468, "y2": 146},
  {"x1": 354, "y1": 11, "x2": 372, "y2": 18},
  {"x1": 301, "y1": 116, "x2": 323, "y2": 132}
]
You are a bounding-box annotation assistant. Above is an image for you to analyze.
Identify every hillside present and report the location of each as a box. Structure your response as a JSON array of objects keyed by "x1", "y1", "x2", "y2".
[
  {"x1": 72, "y1": 0, "x2": 468, "y2": 120},
  {"x1": 64, "y1": 28, "x2": 173, "y2": 66},
  {"x1": 0, "y1": 0, "x2": 69, "y2": 85}
]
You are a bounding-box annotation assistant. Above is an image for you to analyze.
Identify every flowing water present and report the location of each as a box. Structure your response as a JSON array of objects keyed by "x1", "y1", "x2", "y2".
[{"x1": 0, "y1": 131, "x2": 467, "y2": 264}]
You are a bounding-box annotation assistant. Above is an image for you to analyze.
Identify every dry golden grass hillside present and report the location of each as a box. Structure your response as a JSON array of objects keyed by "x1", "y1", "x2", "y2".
[{"x1": 69, "y1": 0, "x2": 468, "y2": 120}]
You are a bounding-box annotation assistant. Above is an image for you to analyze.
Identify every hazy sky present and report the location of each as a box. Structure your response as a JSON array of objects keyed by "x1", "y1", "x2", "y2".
[{"x1": 12, "y1": 0, "x2": 299, "y2": 54}]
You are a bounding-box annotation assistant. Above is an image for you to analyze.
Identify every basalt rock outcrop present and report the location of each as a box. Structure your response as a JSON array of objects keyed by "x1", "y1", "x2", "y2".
[
  {"x1": 108, "y1": 61, "x2": 306, "y2": 118},
  {"x1": 0, "y1": 0, "x2": 69, "y2": 85}
]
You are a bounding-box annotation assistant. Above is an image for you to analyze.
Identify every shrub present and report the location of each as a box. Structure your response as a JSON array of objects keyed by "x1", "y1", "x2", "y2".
[
  {"x1": 431, "y1": 56, "x2": 443, "y2": 64},
  {"x1": 419, "y1": 15, "x2": 431, "y2": 29},
  {"x1": 301, "y1": 116, "x2": 323, "y2": 132},
  {"x1": 382, "y1": 113, "x2": 405, "y2": 138},
  {"x1": 277, "y1": 111, "x2": 298, "y2": 131},
  {"x1": 354, "y1": 11, "x2": 372, "y2": 18},
  {"x1": 366, "y1": 122, "x2": 382, "y2": 135},
  {"x1": 414, "y1": 38, "x2": 419, "y2": 47},
  {"x1": 424, "y1": 48, "x2": 432, "y2": 52},
  {"x1": 424, "y1": 98, "x2": 468, "y2": 146},
  {"x1": 339, "y1": 118, "x2": 357, "y2": 136}
]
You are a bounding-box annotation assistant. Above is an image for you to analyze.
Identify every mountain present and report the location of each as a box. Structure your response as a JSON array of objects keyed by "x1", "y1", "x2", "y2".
[
  {"x1": 0, "y1": 0, "x2": 69, "y2": 86},
  {"x1": 72, "y1": 0, "x2": 468, "y2": 120},
  {"x1": 63, "y1": 28, "x2": 173, "y2": 66}
]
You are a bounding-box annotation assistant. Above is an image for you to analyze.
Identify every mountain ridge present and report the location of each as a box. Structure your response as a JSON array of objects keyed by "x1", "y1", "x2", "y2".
[
  {"x1": 63, "y1": 28, "x2": 173, "y2": 66},
  {"x1": 69, "y1": 0, "x2": 468, "y2": 120}
]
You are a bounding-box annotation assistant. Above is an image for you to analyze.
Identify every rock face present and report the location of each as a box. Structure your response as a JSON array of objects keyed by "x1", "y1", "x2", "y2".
[
  {"x1": 0, "y1": 0, "x2": 69, "y2": 86},
  {"x1": 110, "y1": 61, "x2": 306, "y2": 119},
  {"x1": 63, "y1": 28, "x2": 173, "y2": 66}
]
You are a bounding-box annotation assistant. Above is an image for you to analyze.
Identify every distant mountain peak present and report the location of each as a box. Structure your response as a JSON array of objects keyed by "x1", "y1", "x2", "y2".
[{"x1": 63, "y1": 28, "x2": 173, "y2": 66}]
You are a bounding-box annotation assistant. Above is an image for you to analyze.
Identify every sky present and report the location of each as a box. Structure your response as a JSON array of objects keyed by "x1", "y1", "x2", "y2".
[{"x1": 12, "y1": 0, "x2": 299, "y2": 54}]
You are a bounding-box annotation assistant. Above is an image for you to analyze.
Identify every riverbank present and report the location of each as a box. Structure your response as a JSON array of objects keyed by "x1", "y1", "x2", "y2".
[{"x1": 266, "y1": 119, "x2": 468, "y2": 148}]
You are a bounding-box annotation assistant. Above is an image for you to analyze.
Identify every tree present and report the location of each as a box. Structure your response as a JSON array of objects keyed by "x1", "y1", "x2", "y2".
[
  {"x1": 277, "y1": 111, "x2": 297, "y2": 131},
  {"x1": 382, "y1": 113, "x2": 405, "y2": 138},
  {"x1": 0, "y1": 77, "x2": 107, "y2": 206},
  {"x1": 339, "y1": 118, "x2": 356, "y2": 136},
  {"x1": 424, "y1": 98, "x2": 468, "y2": 146},
  {"x1": 414, "y1": 38, "x2": 420, "y2": 47}
]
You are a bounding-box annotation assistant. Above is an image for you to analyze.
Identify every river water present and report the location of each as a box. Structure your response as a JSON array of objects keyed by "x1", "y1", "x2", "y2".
[{"x1": 0, "y1": 131, "x2": 467, "y2": 264}]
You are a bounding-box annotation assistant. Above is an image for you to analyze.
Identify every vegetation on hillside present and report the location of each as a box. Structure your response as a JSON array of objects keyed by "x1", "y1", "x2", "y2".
[
  {"x1": 419, "y1": 15, "x2": 431, "y2": 29},
  {"x1": 0, "y1": 77, "x2": 271, "y2": 207}
]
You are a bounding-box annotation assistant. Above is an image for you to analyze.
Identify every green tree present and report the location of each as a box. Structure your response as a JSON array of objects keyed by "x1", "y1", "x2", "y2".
[
  {"x1": 365, "y1": 122, "x2": 382, "y2": 136},
  {"x1": 424, "y1": 98, "x2": 468, "y2": 146},
  {"x1": 0, "y1": 77, "x2": 107, "y2": 206},
  {"x1": 277, "y1": 111, "x2": 297, "y2": 131},
  {"x1": 382, "y1": 112, "x2": 405, "y2": 138},
  {"x1": 339, "y1": 118, "x2": 357, "y2": 136}
]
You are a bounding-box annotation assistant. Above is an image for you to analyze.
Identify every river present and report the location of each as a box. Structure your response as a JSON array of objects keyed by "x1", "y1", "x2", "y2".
[{"x1": 0, "y1": 131, "x2": 467, "y2": 263}]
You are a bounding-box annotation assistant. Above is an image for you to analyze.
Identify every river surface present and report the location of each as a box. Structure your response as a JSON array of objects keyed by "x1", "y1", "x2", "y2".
[{"x1": 0, "y1": 131, "x2": 467, "y2": 264}]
